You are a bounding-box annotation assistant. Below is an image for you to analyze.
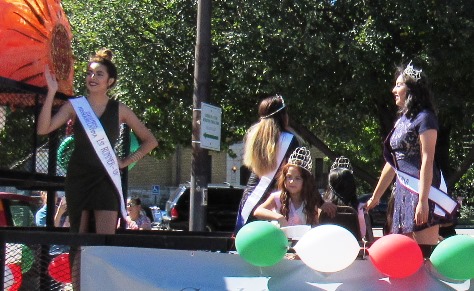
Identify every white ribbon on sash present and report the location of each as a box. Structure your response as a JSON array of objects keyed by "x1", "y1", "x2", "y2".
[
  {"x1": 240, "y1": 132, "x2": 294, "y2": 224},
  {"x1": 70, "y1": 96, "x2": 127, "y2": 219},
  {"x1": 396, "y1": 170, "x2": 457, "y2": 217}
]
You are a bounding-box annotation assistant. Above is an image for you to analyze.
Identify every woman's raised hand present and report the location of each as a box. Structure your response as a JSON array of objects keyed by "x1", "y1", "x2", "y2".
[{"x1": 44, "y1": 65, "x2": 58, "y2": 93}]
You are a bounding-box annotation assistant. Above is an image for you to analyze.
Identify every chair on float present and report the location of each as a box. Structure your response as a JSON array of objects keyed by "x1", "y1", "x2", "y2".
[{"x1": 319, "y1": 206, "x2": 374, "y2": 243}]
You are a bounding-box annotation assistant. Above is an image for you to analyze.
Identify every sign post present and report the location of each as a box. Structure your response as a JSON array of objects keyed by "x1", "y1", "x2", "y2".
[
  {"x1": 190, "y1": 0, "x2": 211, "y2": 231},
  {"x1": 152, "y1": 185, "x2": 161, "y2": 206}
]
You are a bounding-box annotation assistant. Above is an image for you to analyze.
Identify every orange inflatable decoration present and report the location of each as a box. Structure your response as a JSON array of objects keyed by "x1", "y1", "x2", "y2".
[{"x1": 0, "y1": 0, "x2": 74, "y2": 107}]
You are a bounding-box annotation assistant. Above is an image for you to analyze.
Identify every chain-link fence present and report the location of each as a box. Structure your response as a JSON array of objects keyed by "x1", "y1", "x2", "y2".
[
  {"x1": 4, "y1": 242, "x2": 73, "y2": 291},
  {"x1": 0, "y1": 76, "x2": 132, "y2": 192},
  {"x1": 0, "y1": 76, "x2": 69, "y2": 191}
]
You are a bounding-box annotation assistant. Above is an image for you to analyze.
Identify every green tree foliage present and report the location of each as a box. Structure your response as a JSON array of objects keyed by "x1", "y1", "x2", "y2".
[
  {"x1": 62, "y1": 0, "x2": 197, "y2": 157},
  {"x1": 61, "y1": 0, "x2": 474, "y2": 199}
]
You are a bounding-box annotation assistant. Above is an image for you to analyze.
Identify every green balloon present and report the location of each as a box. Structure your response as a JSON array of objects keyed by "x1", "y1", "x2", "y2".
[
  {"x1": 235, "y1": 221, "x2": 288, "y2": 267},
  {"x1": 128, "y1": 132, "x2": 140, "y2": 170},
  {"x1": 57, "y1": 136, "x2": 75, "y2": 169},
  {"x1": 20, "y1": 245, "x2": 34, "y2": 274},
  {"x1": 430, "y1": 235, "x2": 474, "y2": 280}
]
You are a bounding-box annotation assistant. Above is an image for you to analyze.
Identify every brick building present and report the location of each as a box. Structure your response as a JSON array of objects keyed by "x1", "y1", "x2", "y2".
[{"x1": 127, "y1": 143, "x2": 329, "y2": 207}]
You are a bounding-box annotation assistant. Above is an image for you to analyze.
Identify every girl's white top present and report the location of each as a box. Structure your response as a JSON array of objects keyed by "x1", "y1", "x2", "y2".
[{"x1": 271, "y1": 191, "x2": 306, "y2": 225}]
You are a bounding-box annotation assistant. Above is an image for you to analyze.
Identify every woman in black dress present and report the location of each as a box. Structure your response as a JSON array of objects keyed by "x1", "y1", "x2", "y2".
[{"x1": 38, "y1": 48, "x2": 158, "y2": 234}]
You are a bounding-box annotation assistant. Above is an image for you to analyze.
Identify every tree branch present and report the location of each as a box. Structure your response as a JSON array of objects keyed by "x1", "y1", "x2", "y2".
[{"x1": 290, "y1": 120, "x2": 378, "y2": 186}]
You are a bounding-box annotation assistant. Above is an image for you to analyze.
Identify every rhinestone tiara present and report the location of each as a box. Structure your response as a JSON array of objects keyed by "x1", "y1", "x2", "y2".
[
  {"x1": 330, "y1": 156, "x2": 353, "y2": 173},
  {"x1": 404, "y1": 60, "x2": 422, "y2": 81},
  {"x1": 260, "y1": 95, "x2": 286, "y2": 119},
  {"x1": 288, "y1": 147, "x2": 312, "y2": 173}
]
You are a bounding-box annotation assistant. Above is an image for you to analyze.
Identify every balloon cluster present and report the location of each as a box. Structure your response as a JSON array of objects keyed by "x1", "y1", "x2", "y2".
[
  {"x1": 4, "y1": 244, "x2": 35, "y2": 291},
  {"x1": 4, "y1": 244, "x2": 71, "y2": 289},
  {"x1": 236, "y1": 221, "x2": 474, "y2": 281}
]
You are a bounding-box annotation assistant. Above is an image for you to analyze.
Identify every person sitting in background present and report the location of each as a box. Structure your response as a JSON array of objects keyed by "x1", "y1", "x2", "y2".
[
  {"x1": 125, "y1": 197, "x2": 151, "y2": 230},
  {"x1": 54, "y1": 196, "x2": 70, "y2": 227},
  {"x1": 254, "y1": 147, "x2": 323, "y2": 227},
  {"x1": 323, "y1": 157, "x2": 367, "y2": 239},
  {"x1": 35, "y1": 191, "x2": 48, "y2": 227},
  {"x1": 36, "y1": 191, "x2": 70, "y2": 228}
]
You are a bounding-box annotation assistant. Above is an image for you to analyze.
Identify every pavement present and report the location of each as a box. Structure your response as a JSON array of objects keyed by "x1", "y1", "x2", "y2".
[{"x1": 372, "y1": 227, "x2": 474, "y2": 238}]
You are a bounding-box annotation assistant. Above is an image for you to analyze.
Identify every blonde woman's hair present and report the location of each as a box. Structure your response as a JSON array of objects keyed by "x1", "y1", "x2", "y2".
[{"x1": 243, "y1": 95, "x2": 288, "y2": 177}]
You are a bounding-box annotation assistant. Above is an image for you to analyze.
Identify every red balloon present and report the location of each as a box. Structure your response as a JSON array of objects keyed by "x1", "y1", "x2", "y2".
[
  {"x1": 48, "y1": 253, "x2": 72, "y2": 283},
  {"x1": 7, "y1": 263, "x2": 22, "y2": 291},
  {"x1": 368, "y1": 234, "x2": 423, "y2": 278}
]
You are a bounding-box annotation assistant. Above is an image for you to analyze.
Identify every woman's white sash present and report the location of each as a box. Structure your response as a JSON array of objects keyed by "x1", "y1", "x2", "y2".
[
  {"x1": 69, "y1": 96, "x2": 127, "y2": 219},
  {"x1": 396, "y1": 170, "x2": 457, "y2": 217},
  {"x1": 239, "y1": 132, "x2": 294, "y2": 224}
]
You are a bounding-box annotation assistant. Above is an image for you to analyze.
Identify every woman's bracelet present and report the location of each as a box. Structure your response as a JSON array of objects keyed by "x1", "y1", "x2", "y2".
[{"x1": 129, "y1": 151, "x2": 144, "y2": 163}]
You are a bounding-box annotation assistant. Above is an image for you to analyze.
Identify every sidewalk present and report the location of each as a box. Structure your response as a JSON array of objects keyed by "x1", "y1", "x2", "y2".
[
  {"x1": 372, "y1": 227, "x2": 474, "y2": 238},
  {"x1": 456, "y1": 228, "x2": 474, "y2": 236}
]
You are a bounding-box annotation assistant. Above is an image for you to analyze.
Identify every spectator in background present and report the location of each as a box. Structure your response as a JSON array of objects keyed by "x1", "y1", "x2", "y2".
[
  {"x1": 35, "y1": 191, "x2": 70, "y2": 228},
  {"x1": 35, "y1": 191, "x2": 48, "y2": 227},
  {"x1": 126, "y1": 197, "x2": 151, "y2": 230},
  {"x1": 54, "y1": 196, "x2": 70, "y2": 228}
]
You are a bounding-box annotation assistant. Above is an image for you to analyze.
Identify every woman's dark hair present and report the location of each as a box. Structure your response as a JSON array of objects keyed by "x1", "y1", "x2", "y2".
[
  {"x1": 89, "y1": 48, "x2": 118, "y2": 88},
  {"x1": 276, "y1": 163, "x2": 322, "y2": 225},
  {"x1": 258, "y1": 95, "x2": 287, "y2": 130},
  {"x1": 129, "y1": 197, "x2": 141, "y2": 205},
  {"x1": 323, "y1": 168, "x2": 358, "y2": 209},
  {"x1": 395, "y1": 63, "x2": 435, "y2": 118}
]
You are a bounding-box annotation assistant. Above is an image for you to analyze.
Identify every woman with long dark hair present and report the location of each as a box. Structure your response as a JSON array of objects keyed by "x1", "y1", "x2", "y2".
[{"x1": 366, "y1": 61, "x2": 455, "y2": 245}]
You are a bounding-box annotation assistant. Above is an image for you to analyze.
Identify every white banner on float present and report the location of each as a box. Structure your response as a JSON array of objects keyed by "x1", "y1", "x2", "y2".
[{"x1": 81, "y1": 246, "x2": 471, "y2": 291}]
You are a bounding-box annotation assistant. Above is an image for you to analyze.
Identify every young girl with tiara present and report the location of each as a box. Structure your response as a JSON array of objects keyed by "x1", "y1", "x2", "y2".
[
  {"x1": 254, "y1": 147, "x2": 323, "y2": 227},
  {"x1": 323, "y1": 156, "x2": 368, "y2": 239}
]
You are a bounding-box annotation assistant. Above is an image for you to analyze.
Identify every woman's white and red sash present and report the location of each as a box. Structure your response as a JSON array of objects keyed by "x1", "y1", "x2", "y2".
[{"x1": 395, "y1": 170, "x2": 457, "y2": 217}]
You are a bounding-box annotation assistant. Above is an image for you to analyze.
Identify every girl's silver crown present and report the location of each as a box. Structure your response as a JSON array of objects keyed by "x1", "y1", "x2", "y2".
[
  {"x1": 330, "y1": 156, "x2": 353, "y2": 173},
  {"x1": 404, "y1": 60, "x2": 422, "y2": 81},
  {"x1": 288, "y1": 147, "x2": 312, "y2": 173}
]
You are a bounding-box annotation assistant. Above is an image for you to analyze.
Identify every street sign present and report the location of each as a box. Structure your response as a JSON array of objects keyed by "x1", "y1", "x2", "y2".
[
  {"x1": 200, "y1": 102, "x2": 221, "y2": 151},
  {"x1": 152, "y1": 185, "x2": 160, "y2": 195}
]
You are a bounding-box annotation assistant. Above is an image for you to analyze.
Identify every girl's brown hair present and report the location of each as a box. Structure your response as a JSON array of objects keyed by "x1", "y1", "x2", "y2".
[{"x1": 276, "y1": 163, "x2": 321, "y2": 225}]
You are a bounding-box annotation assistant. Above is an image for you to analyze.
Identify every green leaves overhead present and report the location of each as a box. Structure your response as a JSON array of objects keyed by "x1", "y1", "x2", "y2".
[{"x1": 62, "y1": 0, "x2": 474, "y2": 196}]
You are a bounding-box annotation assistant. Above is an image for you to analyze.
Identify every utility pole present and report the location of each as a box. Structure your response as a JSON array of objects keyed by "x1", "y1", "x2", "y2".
[{"x1": 190, "y1": 0, "x2": 211, "y2": 231}]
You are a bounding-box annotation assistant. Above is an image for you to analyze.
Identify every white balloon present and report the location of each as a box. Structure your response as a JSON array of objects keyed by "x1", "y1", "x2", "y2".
[
  {"x1": 4, "y1": 264, "x2": 14, "y2": 290},
  {"x1": 294, "y1": 224, "x2": 360, "y2": 272},
  {"x1": 5, "y1": 243, "x2": 22, "y2": 264}
]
